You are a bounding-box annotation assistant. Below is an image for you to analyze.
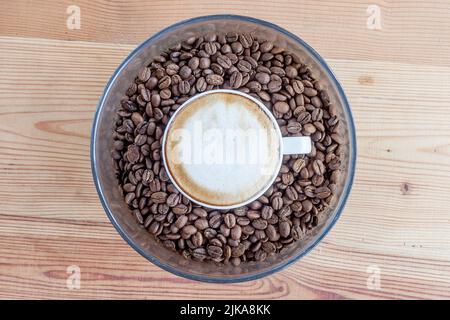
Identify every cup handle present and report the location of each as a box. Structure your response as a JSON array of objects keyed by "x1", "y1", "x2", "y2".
[{"x1": 282, "y1": 136, "x2": 312, "y2": 155}]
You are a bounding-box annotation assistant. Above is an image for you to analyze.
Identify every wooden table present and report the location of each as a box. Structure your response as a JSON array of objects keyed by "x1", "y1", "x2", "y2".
[{"x1": 1, "y1": 0, "x2": 450, "y2": 300}]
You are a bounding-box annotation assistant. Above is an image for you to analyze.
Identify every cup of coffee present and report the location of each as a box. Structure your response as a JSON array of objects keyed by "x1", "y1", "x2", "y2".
[{"x1": 162, "y1": 89, "x2": 312, "y2": 209}]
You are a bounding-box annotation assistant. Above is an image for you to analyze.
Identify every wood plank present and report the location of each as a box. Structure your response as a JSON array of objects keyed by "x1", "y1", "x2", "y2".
[
  {"x1": 1, "y1": 1, "x2": 450, "y2": 66},
  {"x1": 1, "y1": 36, "x2": 450, "y2": 299}
]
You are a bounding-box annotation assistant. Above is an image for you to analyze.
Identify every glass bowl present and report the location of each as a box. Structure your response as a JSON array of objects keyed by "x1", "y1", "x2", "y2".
[{"x1": 91, "y1": 14, "x2": 356, "y2": 282}]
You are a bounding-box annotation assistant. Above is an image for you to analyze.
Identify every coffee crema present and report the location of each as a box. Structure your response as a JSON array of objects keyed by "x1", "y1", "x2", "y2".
[{"x1": 164, "y1": 92, "x2": 281, "y2": 207}]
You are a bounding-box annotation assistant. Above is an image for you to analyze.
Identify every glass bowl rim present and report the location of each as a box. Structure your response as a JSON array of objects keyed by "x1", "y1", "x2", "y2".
[{"x1": 90, "y1": 14, "x2": 357, "y2": 283}]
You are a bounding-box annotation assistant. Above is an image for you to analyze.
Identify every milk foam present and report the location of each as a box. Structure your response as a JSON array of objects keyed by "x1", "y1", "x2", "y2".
[{"x1": 165, "y1": 92, "x2": 280, "y2": 207}]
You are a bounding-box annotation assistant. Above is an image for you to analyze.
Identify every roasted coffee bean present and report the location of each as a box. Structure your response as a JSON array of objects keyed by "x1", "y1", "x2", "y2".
[
  {"x1": 315, "y1": 186, "x2": 332, "y2": 199},
  {"x1": 209, "y1": 215, "x2": 222, "y2": 229},
  {"x1": 279, "y1": 221, "x2": 291, "y2": 238},
  {"x1": 217, "y1": 55, "x2": 232, "y2": 69},
  {"x1": 274, "y1": 101, "x2": 290, "y2": 114},
  {"x1": 230, "y1": 71, "x2": 243, "y2": 89},
  {"x1": 206, "y1": 74, "x2": 224, "y2": 86},
  {"x1": 150, "y1": 191, "x2": 167, "y2": 204},
  {"x1": 262, "y1": 241, "x2": 276, "y2": 253},
  {"x1": 192, "y1": 207, "x2": 208, "y2": 218},
  {"x1": 179, "y1": 65, "x2": 192, "y2": 79},
  {"x1": 313, "y1": 159, "x2": 326, "y2": 176},
  {"x1": 271, "y1": 196, "x2": 283, "y2": 210},
  {"x1": 224, "y1": 213, "x2": 236, "y2": 228},
  {"x1": 261, "y1": 206, "x2": 274, "y2": 220},
  {"x1": 252, "y1": 219, "x2": 268, "y2": 230},
  {"x1": 178, "y1": 80, "x2": 191, "y2": 95},
  {"x1": 237, "y1": 216, "x2": 250, "y2": 226},
  {"x1": 255, "y1": 72, "x2": 270, "y2": 85},
  {"x1": 175, "y1": 215, "x2": 188, "y2": 229},
  {"x1": 138, "y1": 67, "x2": 151, "y2": 82},
  {"x1": 192, "y1": 232, "x2": 204, "y2": 247},
  {"x1": 231, "y1": 243, "x2": 246, "y2": 257},
  {"x1": 287, "y1": 121, "x2": 302, "y2": 134},
  {"x1": 265, "y1": 224, "x2": 279, "y2": 242},
  {"x1": 192, "y1": 247, "x2": 207, "y2": 260},
  {"x1": 194, "y1": 218, "x2": 209, "y2": 230},
  {"x1": 230, "y1": 225, "x2": 242, "y2": 240},
  {"x1": 247, "y1": 210, "x2": 260, "y2": 220},
  {"x1": 181, "y1": 225, "x2": 197, "y2": 238},
  {"x1": 207, "y1": 245, "x2": 223, "y2": 258},
  {"x1": 172, "y1": 204, "x2": 189, "y2": 215},
  {"x1": 237, "y1": 60, "x2": 252, "y2": 73}
]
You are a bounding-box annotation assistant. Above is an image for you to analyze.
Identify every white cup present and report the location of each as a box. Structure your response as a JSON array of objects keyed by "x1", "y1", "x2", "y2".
[{"x1": 162, "y1": 89, "x2": 311, "y2": 210}]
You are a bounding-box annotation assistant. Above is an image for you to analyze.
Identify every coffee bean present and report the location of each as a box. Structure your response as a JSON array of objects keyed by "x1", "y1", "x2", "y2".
[
  {"x1": 158, "y1": 75, "x2": 171, "y2": 89},
  {"x1": 126, "y1": 145, "x2": 140, "y2": 163},
  {"x1": 172, "y1": 204, "x2": 188, "y2": 215},
  {"x1": 274, "y1": 101, "x2": 290, "y2": 114},
  {"x1": 175, "y1": 215, "x2": 188, "y2": 229},
  {"x1": 246, "y1": 81, "x2": 262, "y2": 92},
  {"x1": 287, "y1": 121, "x2": 302, "y2": 134},
  {"x1": 181, "y1": 225, "x2": 197, "y2": 238},
  {"x1": 196, "y1": 77, "x2": 207, "y2": 92},
  {"x1": 148, "y1": 221, "x2": 160, "y2": 235},
  {"x1": 199, "y1": 57, "x2": 211, "y2": 69},
  {"x1": 138, "y1": 67, "x2": 151, "y2": 82},
  {"x1": 186, "y1": 57, "x2": 199, "y2": 70},
  {"x1": 207, "y1": 245, "x2": 223, "y2": 258},
  {"x1": 302, "y1": 199, "x2": 313, "y2": 213},
  {"x1": 262, "y1": 241, "x2": 276, "y2": 253},
  {"x1": 192, "y1": 208, "x2": 208, "y2": 218},
  {"x1": 206, "y1": 74, "x2": 224, "y2": 86},
  {"x1": 209, "y1": 215, "x2": 222, "y2": 229},
  {"x1": 303, "y1": 87, "x2": 317, "y2": 97},
  {"x1": 315, "y1": 186, "x2": 331, "y2": 199},
  {"x1": 260, "y1": 41, "x2": 274, "y2": 53},
  {"x1": 150, "y1": 191, "x2": 167, "y2": 204},
  {"x1": 192, "y1": 247, "x2": 207, "y2": 260},
  {"x1": 285, "y1": 65, "x2": 298, "y2": 78},
  {"x1": 265, "y1": 225, "x2": 279, "y2": 242},
  {"x1": 229, "y1": 225, "x2": 242, "y2": 240},
  {"x1": 194, "y1": 218, "x2": 209, "y2": 230},
  {"x1": 239, "y1": 33, "x2": 253, "y2": 48},
  {"x1": 217, "y1": 55, "x2": 232, "y2": 69},
  {"x1": 237, "y1": 216, "x2": 250, "y2": 226},
  {"x1": 282, "y1": 172, "x2": 294, "y2": 185},
  {"x1": 230, "y1": 71, "x2": 243, "y2": 89},
  {"x1": 231, "y1": 243, "x2": 246, "y2": 257},
  {"x1": 224, "y1": 213, "x2": 236, "y2": 228},
  {"x1": 252, "y1": 219, "x2": 268, "y2": 230},
  {"x1": 261, "y1": 206, "x2": 274, "y2": 220},
  {"x1": 192, "y1": 232, "x2": 203, "y2": 247},
  {"x1": 179, "y1": 65, "x2": 192, "y2": 79},
  {"x1": 313, "y1": 159, "x2": 326, "y2": 175},
  {"x1": 255, "y1": 72, "x2": 270, "y2": 85},
  {"x1": 236, "y1": 60, "x2": 251, "y2": 73},
  {"x1": 271, "y1": 196, "x2": 283, "y2": 210}
]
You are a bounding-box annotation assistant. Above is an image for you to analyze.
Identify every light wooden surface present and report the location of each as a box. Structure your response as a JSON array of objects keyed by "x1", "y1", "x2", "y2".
[{"x1": 1, "y1": 0, "x2": 450, "y2": 300}]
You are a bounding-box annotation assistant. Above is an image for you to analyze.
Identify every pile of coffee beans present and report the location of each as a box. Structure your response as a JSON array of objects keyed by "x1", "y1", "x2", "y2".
[{"x1": 112, "y1": 32, "x2": 344, "y2": 266}]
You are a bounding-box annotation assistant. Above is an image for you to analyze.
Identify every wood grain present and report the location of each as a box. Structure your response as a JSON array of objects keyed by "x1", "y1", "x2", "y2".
[
  {"x1": 1, "y1": 0, "x2": 450, "y2": 66},
  {"x1": 1, "y1": 0, "x2": 450, "y2": 299}
]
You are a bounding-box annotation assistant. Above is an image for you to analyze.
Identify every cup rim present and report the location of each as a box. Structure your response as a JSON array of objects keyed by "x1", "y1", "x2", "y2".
[
  {"x1": 161, "y1": 89, "x2": 284, "y2": 210},
  {"x1": 91, "y1": 14, "x2": 357, "y2": 283}
]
